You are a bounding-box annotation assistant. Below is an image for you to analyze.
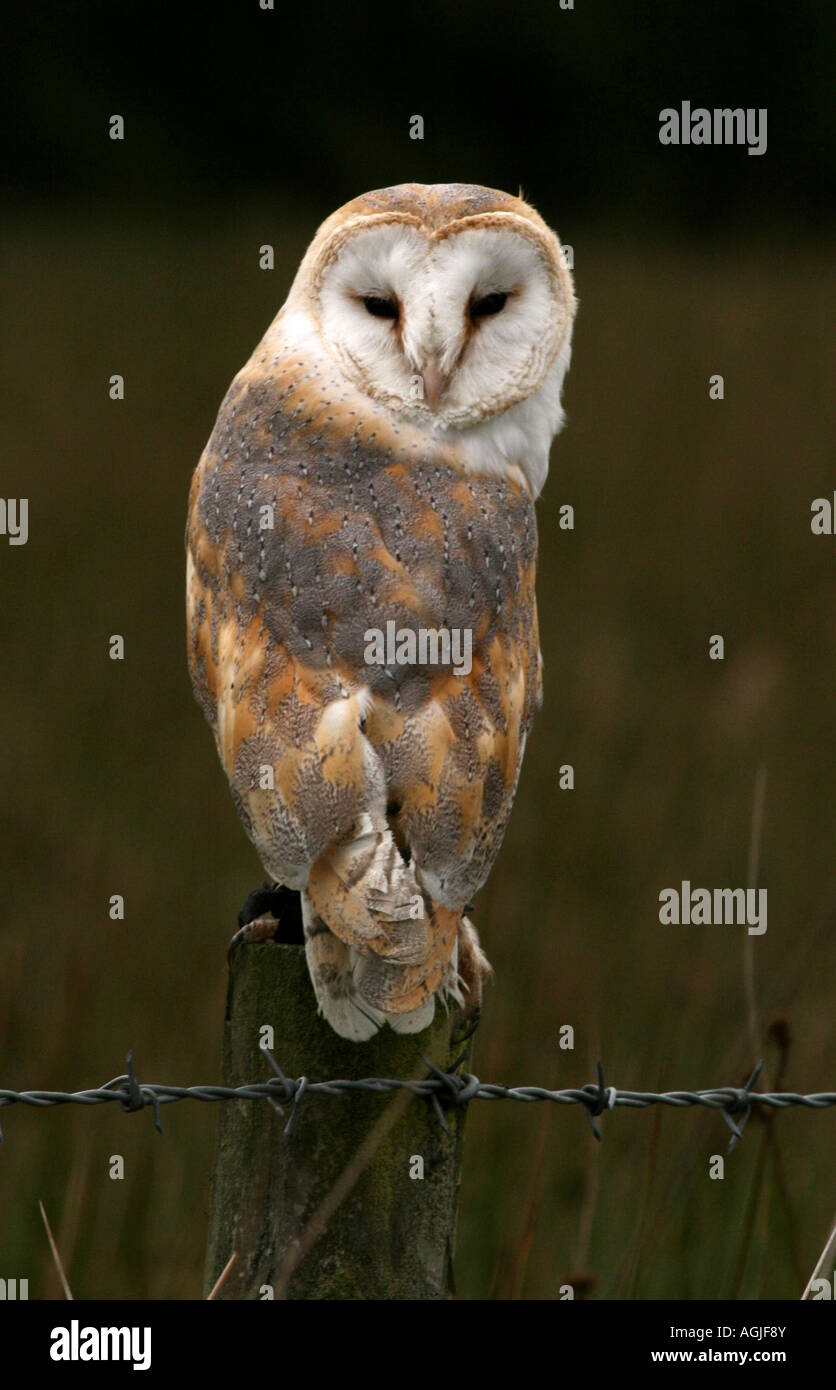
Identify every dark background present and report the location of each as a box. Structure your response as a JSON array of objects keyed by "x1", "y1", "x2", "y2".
[
  {"x1": 4, "y1": 0, "x2": 833, "y2": 230},
  {"x1": 1, "y1": 0, "x2": 834, "y2": 1300}
]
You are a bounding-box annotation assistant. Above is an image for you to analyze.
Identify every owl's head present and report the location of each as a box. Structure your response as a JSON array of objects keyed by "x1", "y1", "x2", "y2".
[{"x1": 282, "y1": 184, "x2": 576, "y2": 494}]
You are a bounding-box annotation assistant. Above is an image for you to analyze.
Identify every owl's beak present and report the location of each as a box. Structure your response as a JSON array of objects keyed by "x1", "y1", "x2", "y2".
[{"x1": 420, "y1": 360, "x2": 447, "y2": 409}]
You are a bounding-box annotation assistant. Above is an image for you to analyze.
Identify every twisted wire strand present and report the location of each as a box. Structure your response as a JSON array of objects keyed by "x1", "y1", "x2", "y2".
[{"x1": 1, "y1": 1048, "x2": 833, "y2": 1145}]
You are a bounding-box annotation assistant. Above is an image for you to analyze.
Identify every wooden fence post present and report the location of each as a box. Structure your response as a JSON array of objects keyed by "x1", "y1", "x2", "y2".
[{"x1": 204, "y1": 941, "x2": 472, "y2": 1300}]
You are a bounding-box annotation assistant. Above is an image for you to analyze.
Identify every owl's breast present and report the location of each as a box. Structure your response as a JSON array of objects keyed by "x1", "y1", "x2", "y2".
[{"x1": 189, "y1": 372, "x2": 540, "y2": 716}]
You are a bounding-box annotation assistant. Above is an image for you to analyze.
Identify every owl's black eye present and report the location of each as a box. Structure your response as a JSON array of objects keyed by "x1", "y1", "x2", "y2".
[
  {"x1": 362, "y1": 295, "x2": 399, "y2": 320},
  {"x1": 470, "y1": 291, "x2": 508, "y2": 321}
]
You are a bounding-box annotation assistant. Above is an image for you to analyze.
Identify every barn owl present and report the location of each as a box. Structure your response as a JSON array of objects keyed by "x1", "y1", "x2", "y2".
[{"x1": 186, "y1": 183, "x2": 576, "y2": 1040}]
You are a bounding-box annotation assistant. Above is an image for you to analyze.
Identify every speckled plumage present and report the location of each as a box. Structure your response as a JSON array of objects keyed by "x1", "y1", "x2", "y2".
[{"x1": 187, "y1": 183, "x2": 575, "y2": 1038}]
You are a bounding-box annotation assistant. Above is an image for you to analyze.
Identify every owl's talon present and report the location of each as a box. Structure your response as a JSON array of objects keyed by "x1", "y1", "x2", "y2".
[
  {"x1": 237, "y1": 881, "x2": 284, "y2": 929},
  {"x1": 227, "y1": 914, "x2": 280, "y2": 966},
  {"x1": 228, "y1": 883, "x2": 304, "y2": 965}
]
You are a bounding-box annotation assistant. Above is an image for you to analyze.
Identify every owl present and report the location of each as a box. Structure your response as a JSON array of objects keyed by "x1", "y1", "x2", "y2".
[{"x1": 186, "y1": 183, "x2": 576, "y2": 1040}]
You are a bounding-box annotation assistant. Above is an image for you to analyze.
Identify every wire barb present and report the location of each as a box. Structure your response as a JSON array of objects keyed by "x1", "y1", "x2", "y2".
[
  {"x1": 259, "y1": 1045, "x2": 290, "y2": 1116},
  {"x1": 284, "y1": 1076, "x2": 308, "y2": 1140},
  {"x1": 722, "y1": 1060, "x2": 764, "y2": 1154},
  {"x1": 108, "y1": 1052, "x2": 163, "y2": 1134},
  {"x1": 582, "y1": 1062, "x2": 613, "y2": 1141}
]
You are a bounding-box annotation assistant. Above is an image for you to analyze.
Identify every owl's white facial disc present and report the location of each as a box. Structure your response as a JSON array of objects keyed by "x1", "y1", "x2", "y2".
[{"x1": 311, "y1": 218, "x2": 574, "y2": 434}]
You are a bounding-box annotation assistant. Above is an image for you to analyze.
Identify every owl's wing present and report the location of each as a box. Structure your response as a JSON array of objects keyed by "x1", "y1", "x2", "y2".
[{"x1": 187, "y1": 365, "x2": 540, "y2": 1025}]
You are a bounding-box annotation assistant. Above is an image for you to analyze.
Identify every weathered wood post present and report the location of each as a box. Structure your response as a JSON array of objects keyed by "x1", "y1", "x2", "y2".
[{"x1": 204, "y1": 941, "x2": 472, "y2": 1299}]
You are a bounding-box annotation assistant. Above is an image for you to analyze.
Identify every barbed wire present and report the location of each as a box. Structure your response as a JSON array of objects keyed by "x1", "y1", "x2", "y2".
[{"x1": 1, "y1": 1051, "x2": 833, "y2": 1153}]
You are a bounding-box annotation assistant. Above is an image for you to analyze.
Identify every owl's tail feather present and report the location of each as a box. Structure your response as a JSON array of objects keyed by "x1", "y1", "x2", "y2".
[
  {"x1": 302, "y1": 822, "x2": 462, "y2": 1040},
  {"x1": 309, "y1": 823, "x2": 430, "y2": 965}
]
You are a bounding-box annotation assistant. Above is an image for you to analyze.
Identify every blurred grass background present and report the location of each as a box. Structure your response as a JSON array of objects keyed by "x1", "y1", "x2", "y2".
[
  {"x1": 0, "y1": 210, "x2": 832, "y2": 1299},
  {"x1": 1, "y1": 0, "x2": 834, "y2": 1300}
]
